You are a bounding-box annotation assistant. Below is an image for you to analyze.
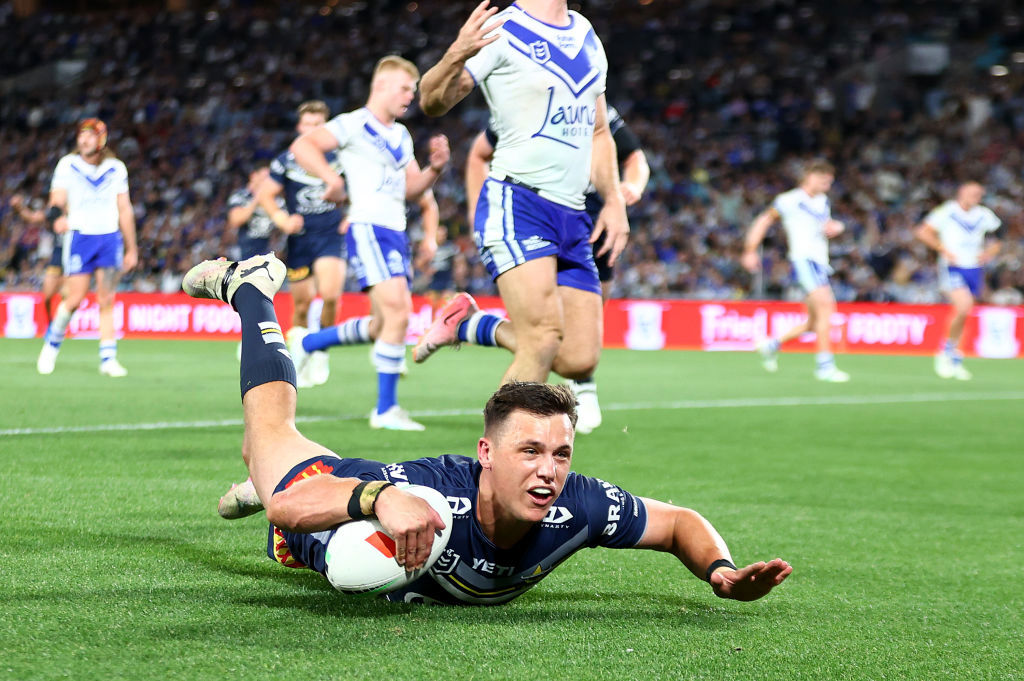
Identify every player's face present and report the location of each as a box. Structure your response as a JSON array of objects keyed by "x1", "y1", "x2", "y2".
[
  {"x1": 381, "y1": 70, "x2": 418, "y2": 119},
  {"x1": 958, "y1": 183, "x2": 985, "y2": 208},
  {"x1": 296, "y1": 113, "x2": 326, "y2": 136},
  {"x1": 76, "y1": 129, "x2": 101, "y2": 157},
  {"x1": 807, "y1": 172, "x2": 834, "y2": 195},
  {"x1": 484, "y1": 410, "x2": 574, "y2": 524}
]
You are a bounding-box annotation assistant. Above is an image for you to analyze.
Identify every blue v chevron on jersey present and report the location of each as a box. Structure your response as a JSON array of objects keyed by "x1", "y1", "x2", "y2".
[{"x1": 503, "y1": 21, "x2": 601, "y2": 97}]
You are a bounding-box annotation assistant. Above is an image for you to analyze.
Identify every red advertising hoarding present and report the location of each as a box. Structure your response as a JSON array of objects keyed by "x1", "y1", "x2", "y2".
[{"x1": 2, "y1": 292, "x2": 1021, "y2": 358}]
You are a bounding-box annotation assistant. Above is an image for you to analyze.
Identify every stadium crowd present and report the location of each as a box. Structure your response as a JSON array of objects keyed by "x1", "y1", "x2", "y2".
[{"x1": 1, "y1": 0, "x2": 1022, "y2": 305}]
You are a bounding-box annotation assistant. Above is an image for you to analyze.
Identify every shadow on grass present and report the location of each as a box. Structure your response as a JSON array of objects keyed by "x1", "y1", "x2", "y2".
[{"x1": 18, "y1": 525, "x2": 753, "y2": 628}]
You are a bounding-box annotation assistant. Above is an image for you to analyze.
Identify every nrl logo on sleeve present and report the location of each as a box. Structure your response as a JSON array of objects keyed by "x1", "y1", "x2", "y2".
[{"x1": 530, "y1": 40, "x2": 550, "y2": 64}]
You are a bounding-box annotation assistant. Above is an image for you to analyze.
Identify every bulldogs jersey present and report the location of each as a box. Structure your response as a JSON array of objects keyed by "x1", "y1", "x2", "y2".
[
  {"x1": 466, "y1": 4, "x2": 608, "y2": 210},
  {"x1": 269, "y1": 454, "x2": 648, "y2": 606},
  {"x1": 268, "y1": 150, "x2": 343, "y2": 235},
  {"x1": 323, "y1": 108, "x2": 415, "y2": 231},
  {"x1": 772, "y1": 188, "x2": 832, "y2": 265},
  {"x1": 50, "y1": 154, "x2": 129, "y2": 235},
  {"x1": 923, "y1": 200, "x2": 1001, "y2": 268}
]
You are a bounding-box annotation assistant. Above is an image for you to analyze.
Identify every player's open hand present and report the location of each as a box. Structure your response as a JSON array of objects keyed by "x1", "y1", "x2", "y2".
[
  {"x1": 710, "y1": 558, "x2": 792, "y2": 601},
  {"x1": 374, "y1": 486, "x2": 447, "y2": 571},
  {"x1": 449, "y1": 1, "x2": 504, "y2": 61},
  {"x1": 592, "y1": 202, "x2": 629, "y2": 266},
  {"x1": 741, "y1": 250, "x2": 761, "y2": 273}
]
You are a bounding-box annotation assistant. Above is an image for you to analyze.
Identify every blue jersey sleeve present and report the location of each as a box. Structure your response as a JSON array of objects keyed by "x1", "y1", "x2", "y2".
[
  {"x1": 567, "y1": 473, "x2": 648, "y2": 549},
  {"x1": 268, "y1": 152, "x2": 288, "y2": 187}
]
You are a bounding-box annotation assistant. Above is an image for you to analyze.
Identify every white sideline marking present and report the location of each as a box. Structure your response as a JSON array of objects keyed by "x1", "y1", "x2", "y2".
[{"x1": 3, "y1": 391, "x2": 1023, "y2": 437}]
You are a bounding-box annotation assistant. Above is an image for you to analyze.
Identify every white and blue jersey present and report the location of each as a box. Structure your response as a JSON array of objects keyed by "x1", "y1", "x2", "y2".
[
  {"x1": 227, "y1": 187, "x2": 281, "y2": 259},
  {"x1": 772, "y1": 188, "x2": 833, "y2": 293},
  {"x1": 268, "y1": 454, "x2": 649, "y2": 606},
  {"x1": 466, "y1": 3, "x2": 608, "y2": 210},
  {"x1": 924, "y1": 200, "x2": 1001, "y2": 297},
  {"x1": 51, "y1": 153, "x2": 129, "y2": 275}
]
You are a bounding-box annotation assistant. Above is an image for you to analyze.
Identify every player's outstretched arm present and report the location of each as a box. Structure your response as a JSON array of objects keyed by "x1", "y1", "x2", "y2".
[
  {"x1": 635, "y1": 497, "x2": 791, "y2": 602},
  {"x1": 419, "y1": 1, "x2": 502, "y2": 116}
]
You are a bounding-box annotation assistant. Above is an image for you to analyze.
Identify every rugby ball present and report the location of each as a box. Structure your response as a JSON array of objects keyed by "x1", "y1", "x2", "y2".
[{"x1": 324, "y1": 484, "x2": 453, "y2": 595}]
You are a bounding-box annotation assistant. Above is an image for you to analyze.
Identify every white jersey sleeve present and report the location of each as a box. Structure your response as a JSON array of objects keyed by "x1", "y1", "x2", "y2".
[{"x1": 772, "y1": 188, "x2": 831, "y2": 265}]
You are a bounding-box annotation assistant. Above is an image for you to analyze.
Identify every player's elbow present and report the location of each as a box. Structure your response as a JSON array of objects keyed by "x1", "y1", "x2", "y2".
[
  {"x1": 265, "y1": 490, "x2": 312, "y2": 533},
  {"x1": 419, "y1": 93, "x2": 448, "y2": 117}
]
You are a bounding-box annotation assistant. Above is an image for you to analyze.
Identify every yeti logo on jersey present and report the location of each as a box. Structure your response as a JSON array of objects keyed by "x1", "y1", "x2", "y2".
[
  {"x1": 296, "y1": 184, "x2": 335, "y2": 215},
  {"x1": 529, "y1": 40, "x2": 550, "y2": 64},
  {"x1": 446, "y1": 496, "x2": 472, "y2": 516},
  {"x1": 542, "y1": 506, "x2": 573, "y2": 525}
]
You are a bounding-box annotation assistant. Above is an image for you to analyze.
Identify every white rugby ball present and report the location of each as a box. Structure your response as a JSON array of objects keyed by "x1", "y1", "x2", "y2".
[{"x1": 324, "y1": 484, "x2": 453, "y2": 595}]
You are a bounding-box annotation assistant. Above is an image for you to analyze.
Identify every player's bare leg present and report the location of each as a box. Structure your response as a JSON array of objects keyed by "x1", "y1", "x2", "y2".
[
  {"x1": 495, "y1": 257, "x2": 563, "y2": 384},
  {"x1": 306, "y1": 256, "x2": 345, "y2": 385},
  {"x1": 37, "y1": 272, "x2": 90, "y2": 375},
  {"x1": 367, "y1": 276, "x2": 422, "y2": 430},
  {"x1": 287, "y1": 275, "x2": 316, "y2": 387},
  {"x1": 552, "y1": 286, "x2": 603, "y2": 433},
  {"x1": 937, "y1": 288, "x2": 974, "y2": 380},
  {"x1": 806, "y1": 286, "x2": 848, "y2": 382},
  {"x1": 96, "y1": 266, "x2": 127, "y2": 376}
]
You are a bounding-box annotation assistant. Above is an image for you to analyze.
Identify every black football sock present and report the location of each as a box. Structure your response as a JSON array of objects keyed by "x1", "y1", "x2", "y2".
[{"x1": 235, "y1": 284, "x2": 297, "y2": 399}]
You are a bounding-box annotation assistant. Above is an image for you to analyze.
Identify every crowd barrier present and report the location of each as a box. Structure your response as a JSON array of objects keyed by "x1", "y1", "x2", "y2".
[{"x1": 2, "y1": 292, "x2": 1021, "y2": 358}]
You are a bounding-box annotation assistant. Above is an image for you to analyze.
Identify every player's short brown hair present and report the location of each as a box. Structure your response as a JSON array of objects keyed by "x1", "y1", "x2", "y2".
[
  {"x1": 297, "y1": 100, "x2": 329, "y2": 118},
  {"x1": 372, "y1": 55, "x2": 420, "y2": 83},
  {"x1": 483, "y1": 382, "x2": 579, "y2": 435},
  {"x1": 803, "y1": 159, "x2": 836, "y2": 177}
]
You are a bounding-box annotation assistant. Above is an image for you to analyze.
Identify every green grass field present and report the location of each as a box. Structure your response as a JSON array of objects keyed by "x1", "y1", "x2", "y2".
[{"x1": 2, "y1": 338, "x2": 1022, "y2": 681}]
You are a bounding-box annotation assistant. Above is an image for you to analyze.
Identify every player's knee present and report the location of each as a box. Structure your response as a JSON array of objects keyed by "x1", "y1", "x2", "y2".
[
  {"x1": 555, "y1": 348, "x2": 599, "y2": 379},
  {"x1": 519, "y1": 323, "x2": 563, "y2": 358}
]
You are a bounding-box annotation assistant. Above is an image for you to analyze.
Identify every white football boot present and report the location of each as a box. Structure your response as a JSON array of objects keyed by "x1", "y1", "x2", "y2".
[
  {"x1": 308, "y1": 350, "x2": 330, "y2": 386},
  {"x1": 567, "y1": 380, "x2": 602, "y2": 434},
  {"x1": 756, "y1": 339, "x2": 779, "y2": 373},
  {"x1": 37, "y1": 343, "x2": 59, "y2": 375},
  {"x1": 217, "y1": 478, "x2": 265, "y2": 519},
  {"x1": 814, "y1": 366, "x2": 850, "y2": 383},
  {"x1": 99, "y1": 358, "x2": 128, "y2": 377},
  {"x1": 182, "y1": 253, "x2": 286, "y2": 305},
  {"x1": 934, "y1": 353, "x2": 954, "y2": 379},
  {"x1": 286, "y1": 326, "x2": 313, "y2": 388},
  {"x1": 370, "y1": 405, "x2": 425, "y2": 431},
  {"x1": 951, "y1": 355, "x2": 972, "y2": 381}
]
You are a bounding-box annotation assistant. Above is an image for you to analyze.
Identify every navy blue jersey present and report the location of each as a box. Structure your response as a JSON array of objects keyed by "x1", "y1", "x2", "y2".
[
  {"x1": 269, "y1": 454, "x2": 649, "y2": 605},
  {"x1": 268, "y1": 150, "x2": 344, "y2": 236},
  {"x1": 227, "y1": 188, "x2": 280, "y2": 241}
]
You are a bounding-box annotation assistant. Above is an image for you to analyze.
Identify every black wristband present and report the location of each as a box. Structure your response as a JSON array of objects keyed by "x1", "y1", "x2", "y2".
[
  {"x1": 705, "y1": 558, "x2": 737, "y2": 583},
  {"x1": 348, "y1": 481, "x2": 370, "y2": 520},
  {"x1": 45, "y1": 205, "x2": 63, "y2": 225},
  {"x1": 369, "y1": 482, "x2": 395, "y2": 515}
]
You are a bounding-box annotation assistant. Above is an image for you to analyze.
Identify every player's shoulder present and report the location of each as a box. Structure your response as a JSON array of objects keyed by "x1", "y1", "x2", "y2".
[
  {"x1": 774, "y1": 187, "x2": 801, "y2": 206},
  {"x1": 385, "y1": 454, "x2": 479, "y2": 491},
  {"x1": 54, "y1": 153, "x2": 77, "y2": 168}
]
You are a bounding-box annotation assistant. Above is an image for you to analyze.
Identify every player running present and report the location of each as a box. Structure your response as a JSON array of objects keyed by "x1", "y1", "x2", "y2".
[
  {"x1": 415, "y1": 0, "x2": 630, "y2": 393},
  {"x1": 463, "y1": 104, "x2": 649, "y2": 433},
  {"x1": 37, "y1": 118, "x2": 137, "y2": 377},
  {"x1": 289, "y1": 56, "x2": 450, "y2": 431},
  {"x1": 256, "y1": 100, "x2": 345, "y2": 387},
  {"x1": 741, "y1": 160, "x2": 849, "y2": 382},
  {"x1": 914, "y1": 182, "x2": 1002, "y2": 380},
  {"x1": 182, "y1": 251, "x2": 792, "y2": 605}
]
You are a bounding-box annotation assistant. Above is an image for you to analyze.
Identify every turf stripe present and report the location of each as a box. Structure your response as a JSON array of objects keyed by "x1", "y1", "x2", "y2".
[{"x1": 4, "y1": 390, "x2": 1024, "y2": 437}]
